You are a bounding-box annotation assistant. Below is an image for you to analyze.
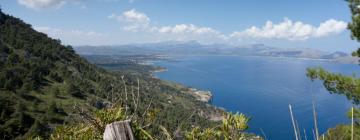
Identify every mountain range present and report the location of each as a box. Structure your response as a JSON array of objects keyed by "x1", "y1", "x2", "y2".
[{"x1": 75, "y1": 41, "x2": 359, "y2": 64}]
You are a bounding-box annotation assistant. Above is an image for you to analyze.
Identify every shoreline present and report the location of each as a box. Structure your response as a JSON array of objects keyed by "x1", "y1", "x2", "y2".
[
  {"x1": 187, "y1": 88, "x2": 213, "y2": 102},
  {"x1": 148, "y1": 61, "x2": 214, "y2": 103},
  {"x1": 150, "y1": 54, "x2": 360, "y2": 64},
  {"x1": 148, "y1": 60, "x2": 225, "y2": 122}
]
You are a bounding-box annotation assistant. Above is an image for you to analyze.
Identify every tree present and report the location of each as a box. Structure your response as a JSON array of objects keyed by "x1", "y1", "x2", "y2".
[
  {"x1": 66, "y1": 83, "x2": 85, "y2": 99},
  {"x1": 23, "y1": 120, "x2": 45, "y2": 138},
  {"x1": 7, "y1": 53, "x2": 20, "y2": 65},
  {"x1": 308, "y1": 0, "x2": 360, "y2": 105},
  {"x1": 349, "y1": 0, "x2": 360, "y2": 59},
  {"x1": 0, "y1": 7, "x2": 4, "y2": 24},
  {"x1": 306, "y1": 0, "x2": 360, "y2": 138}
]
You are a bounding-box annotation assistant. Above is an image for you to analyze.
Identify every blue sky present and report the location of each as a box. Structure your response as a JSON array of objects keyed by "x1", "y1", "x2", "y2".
[{"x1": 1, "y1": 0, "x2": 359, "y2": 52}]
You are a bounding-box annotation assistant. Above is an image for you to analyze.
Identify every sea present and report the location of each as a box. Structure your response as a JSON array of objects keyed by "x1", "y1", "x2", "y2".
[{"x1": 154, "y1": 55, "x2": 359, "y2": 140}]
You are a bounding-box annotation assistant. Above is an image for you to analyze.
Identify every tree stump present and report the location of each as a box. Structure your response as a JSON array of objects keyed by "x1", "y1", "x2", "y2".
[{"x1": 103, "y1": 120, "x2": 135, "y2": 140}]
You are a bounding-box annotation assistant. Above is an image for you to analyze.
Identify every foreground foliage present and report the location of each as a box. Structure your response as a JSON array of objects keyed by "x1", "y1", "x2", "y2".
[
  {"x1": 185, "y1": 113, "x2": 253, "y2": 140},
  {"x1": 307, "y1": 67, "x2": 360, "y2": 104},
  {"x1": 51, "y1": 106, "x2": 140, "y2": 140},
  {"x1": 323, "y1": 107, "x2": 360, "y2": 139},
  {"x1": 48, "y1": 106, "x2": 256, "y2": 140}
]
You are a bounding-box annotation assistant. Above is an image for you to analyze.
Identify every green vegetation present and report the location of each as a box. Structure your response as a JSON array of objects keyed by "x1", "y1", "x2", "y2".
[
  {"x1": 185, "y1": 113, "x2": 252, "y2": 140},
  {"x1": 306, "y1": 0, "x2": 360, "y2": 138},
  {"x1": 0, "y1": 9, "x2": 229, "y2": 139},
  {"x1": 51, "y1": 106, "x2": 128, "y2": 140},
  {"x1": 49, "y1": 104, "x2": 255, "y2": 140},
  {"x1": 324, "y1": 107, "x2": 360, "y2": 139},
  {"x1": 307, "y1": 67, "x2": 360, "y2": 104},
  {"x1": 81, "y1": 54, "x2": 166, "y2": 77}
]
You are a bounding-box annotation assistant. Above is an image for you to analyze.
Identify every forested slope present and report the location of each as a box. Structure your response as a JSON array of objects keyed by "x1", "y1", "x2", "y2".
[{"x1": 0, "y1": 10, "x2": 222, "y2": 139}]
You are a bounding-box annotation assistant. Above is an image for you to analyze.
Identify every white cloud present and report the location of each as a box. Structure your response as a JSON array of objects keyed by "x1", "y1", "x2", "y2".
[
  {"x1": 109, "y1": 10, "x2": 347, "y2": 44},
  {"x1": 230, "y1": 18, "x2": 347, "y2": 41},
  {"x1": 108, "y1": 9, "x2": 150, "y2": 32},
  {"x1": 35, "y1": 26, "x2": 106, "y2": 38},
  {"x1": 157, "y1": 24, "x2": 219, "y2": 34},
  {"x1": 18, "y1": 0, "x2": 67, "y2": 10},
  {"x1": 314, "y1": 19, "x2": 347, "y2": 37},
  {"x1": 155, "y1": 24, "x2": 226, "y2": 43},
  {"x1": 17, "y1": 0, "x2": 88, "y2": 10},
  {"x1": 34, "y1": 26, "x2": 108, "y2": 45},
  {"x1": 108, "y1": 9, "x2": 226, "y2": 43},
  {"x1": 109, "y1": 9, "x2": 219, "y2": 34},
  {"x1": 107, "y1": 13, "x2": 117, "y2": 19},
  {"x1": 122, "y1": 9, "x2": 150, "y2": 24}
]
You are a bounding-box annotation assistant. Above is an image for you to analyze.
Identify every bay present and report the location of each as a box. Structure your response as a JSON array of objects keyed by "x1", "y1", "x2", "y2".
[{"x1": 154, "y1": 55, "x2": 358, "y2": 140}]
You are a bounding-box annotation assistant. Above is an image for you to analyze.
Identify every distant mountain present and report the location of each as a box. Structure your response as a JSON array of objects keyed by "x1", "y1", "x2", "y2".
[
  {"x1": 321, "y1": 51, "x2": 348, "y2": 59},
  {"x1": 75, "y1": 41, "x2": 359, "y2": 63},
  {"x1": 238, "y1": 44, "x2": 325, "y2": 59},
  {"x1": 75, "y1": 40, "x2": 231, "y2": 55}
]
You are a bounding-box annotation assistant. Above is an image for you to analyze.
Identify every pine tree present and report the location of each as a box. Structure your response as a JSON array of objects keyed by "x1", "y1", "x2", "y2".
[
  {"x1": 67, "y1": 83, "x2": 85, "y2": 98},
  {"x1": 307, "y1": 0, "x2": 360, "y2": 105},
  {"x1": 307, "y1": 0, "x2": 360, "y2": 138}
]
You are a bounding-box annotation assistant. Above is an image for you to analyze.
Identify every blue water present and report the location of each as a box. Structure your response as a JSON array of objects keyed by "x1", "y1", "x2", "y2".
[{"x1": 154, "y1": 55, "x2": 359, "y2": 140}]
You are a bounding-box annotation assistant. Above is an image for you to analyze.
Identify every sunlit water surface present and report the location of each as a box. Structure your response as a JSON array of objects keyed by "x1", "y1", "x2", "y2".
[{"x1": 154, "y1": 55, "x2": 359, "y2": 140}]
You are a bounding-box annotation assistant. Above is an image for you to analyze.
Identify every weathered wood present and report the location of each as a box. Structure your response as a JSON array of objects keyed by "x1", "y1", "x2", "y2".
[{"x1": 103, "y1": 120, "x2": 135, "y2": 140}]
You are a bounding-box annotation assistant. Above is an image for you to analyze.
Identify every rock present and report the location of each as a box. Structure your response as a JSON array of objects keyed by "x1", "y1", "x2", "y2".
[{"x1": 188, "y1": 88, "x2": 213, "y2": 102}]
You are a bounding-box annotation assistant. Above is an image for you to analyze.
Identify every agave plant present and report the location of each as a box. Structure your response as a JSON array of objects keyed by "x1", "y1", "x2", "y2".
[
  {"x1": 185, "y1": 112, "x2": 251, "y2": 140},
  {"x1": 49, "y1": 106, "x2": 155, "y2": 140},
  {"x1": 221, "y1": 112, "x2": 250, "y2": 140}
]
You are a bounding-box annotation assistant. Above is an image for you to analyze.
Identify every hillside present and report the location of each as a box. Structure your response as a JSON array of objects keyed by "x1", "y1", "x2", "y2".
[{"x1": 0, "y1": 10, "x2": 223, "y2": 139}]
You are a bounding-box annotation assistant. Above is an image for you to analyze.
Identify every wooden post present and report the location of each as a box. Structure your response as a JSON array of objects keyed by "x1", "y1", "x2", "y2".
[{"x1": 103, "y1": 120, "x2": 135, "y2": 140}]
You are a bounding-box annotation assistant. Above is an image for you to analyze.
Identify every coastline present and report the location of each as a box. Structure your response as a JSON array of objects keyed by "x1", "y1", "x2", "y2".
[
  {"x1": 148, "y1": 60, "x2": 225, "y2": 122},
  {"x1": 152, "y1": 54, "x2": 360, "y2": 64},
  {"x1": 187, "y1": 88, "x2": 213, "y2": 102},
  {"x1": 149, "y1": 61, "x2": 214, "y2": 103}
]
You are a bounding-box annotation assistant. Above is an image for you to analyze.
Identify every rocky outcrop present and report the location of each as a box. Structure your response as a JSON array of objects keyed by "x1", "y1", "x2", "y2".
[{"x1": 188, "y1": 88, "x2": 213, "y2": 102}]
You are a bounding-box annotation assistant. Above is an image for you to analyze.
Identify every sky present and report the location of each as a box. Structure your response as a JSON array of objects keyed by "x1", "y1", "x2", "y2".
[{"x1": 1, "y1": 0, "x2": 359, "y2": 53}]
